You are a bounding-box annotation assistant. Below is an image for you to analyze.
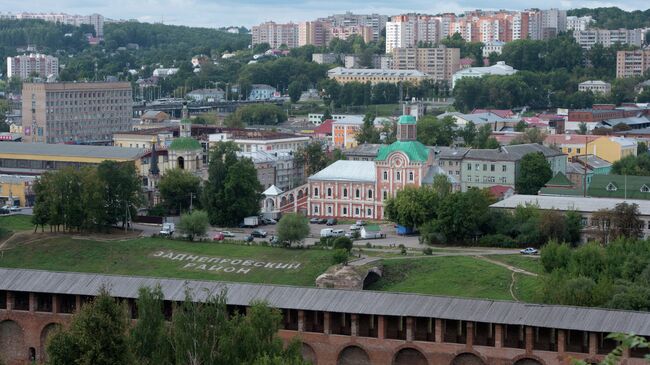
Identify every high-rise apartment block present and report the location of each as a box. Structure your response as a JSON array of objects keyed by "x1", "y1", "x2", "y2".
[
  {"x1": 298, "y1": 21, "x2": 373, "y2": 47},
  {"x1": 252, "y1": 22, "x2": 299, "y2": 49},
  {"x1": 385, "y1": 14, "x2": 441, "y2": 54},
  {"x1": 7, "y1": 54, "x2": 59, "y2": 79},
  {"x1": 10, "y1": 12, "x2": 104, "y2": 37},
  {"x1": 319, "y1": 12, "x2": 388, "y2": 42},
  {"x1": 22, "y1": 82, "x2": 132, "y2": 144},
  {"x1": 616, "y1": 49, "x2": 650, "y2": 78},
  {"x1": 573, "y1": 28, "x2": 647, "y2": 49},
  {"x1": 392, "y1": 46, "x2": 460, "y2": 82},
  {"x1": 566, "y1": 15, "x2": 593, "y2": 31}
]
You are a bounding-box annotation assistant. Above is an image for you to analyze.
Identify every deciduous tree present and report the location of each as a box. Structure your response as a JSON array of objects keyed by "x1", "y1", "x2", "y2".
[
  {"x1": 516, "y1": 152, "x2": 553, "y2": 194},
  {"x1": 276, "y1": 213, "x2": 310, "y2": 246}
]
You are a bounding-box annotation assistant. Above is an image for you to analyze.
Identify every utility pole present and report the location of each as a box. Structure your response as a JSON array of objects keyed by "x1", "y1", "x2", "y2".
[{"x1": 189, "y1": 193, "x2": 196, "y2": 213}]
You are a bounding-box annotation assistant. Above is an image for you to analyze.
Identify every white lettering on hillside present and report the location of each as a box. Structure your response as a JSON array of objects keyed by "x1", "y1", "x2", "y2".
[{"x1": 151, "y1": 250, "x2": 301, "y2": 275}]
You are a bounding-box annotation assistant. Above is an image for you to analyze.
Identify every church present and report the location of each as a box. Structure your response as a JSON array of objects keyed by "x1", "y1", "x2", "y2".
[{"x1": 307, "y1": 115, "x2": 455, "y2": 220}]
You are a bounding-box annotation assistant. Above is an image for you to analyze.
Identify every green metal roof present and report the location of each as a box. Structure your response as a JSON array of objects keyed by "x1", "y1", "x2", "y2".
[
  {"x1": 376, "y1": 141, "x2": 430, "y2": 162},
  {"x1": 364, "y1": 224, "x2": 382, "y2": 232},
  {"x1": 180, "y1": 118, "x2": 192, "y2": 124},
  {"x1": 398, "y1": 115, "x2": 416, "y2": 125},
  {"x1": 168, "y1": 137, "x2": 202, "y2": 151},
  {"x1": 587, "y1": 175, "x2": 650, "y2": 200},
  {"x1": 539, "y1": 186, "x2": 583, "y2": 196},
  {"x1": 545, "y1": 172, "x2": 574, "y2": 187}
]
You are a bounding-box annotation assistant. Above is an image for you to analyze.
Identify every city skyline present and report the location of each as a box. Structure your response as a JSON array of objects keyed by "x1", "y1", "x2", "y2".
[{"x1": 5, "y1": 0, "x2": 650, "y2": 28}]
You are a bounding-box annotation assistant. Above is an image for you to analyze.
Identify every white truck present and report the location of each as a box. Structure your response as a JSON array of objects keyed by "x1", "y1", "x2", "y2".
[
  {"x1": 242, "y1": 216, "x2": 259, "y2": 228},
  {"x1": 160, "y1": 223, "x2": 175, "y2": 236}
]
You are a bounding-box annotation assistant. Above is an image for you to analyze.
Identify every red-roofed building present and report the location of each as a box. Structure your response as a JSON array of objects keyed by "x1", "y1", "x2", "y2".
[
  {"x1": 459, "y1": 57, "x2": 474, "y2": 69},
  {"x1": 488, "y1": 185, "x2": 514, "y2": 200},
  {"x1": 313, "y1": 119, "x2": 334, "y2": 140},
  {"x1": 472, "y1": 109, "x2": 514, "y2": 119}
]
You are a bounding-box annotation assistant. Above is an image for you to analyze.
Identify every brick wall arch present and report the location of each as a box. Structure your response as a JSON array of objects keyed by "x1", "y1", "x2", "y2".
[
  {"x1": 39, "y1": 322, "x2": 62, "y2": 363},
  {"x1": 451, "y1": 352, "x2": 486, "y2": 365},
  {"x1": 337, "y1": 345, "x2": 370, "y2": 365},
  {"x1": 393, "y1": 347, "x2": 428, "y2": 365},
  {"x1": 0, "y1": 319, "x2": 26, "y2": 365}
]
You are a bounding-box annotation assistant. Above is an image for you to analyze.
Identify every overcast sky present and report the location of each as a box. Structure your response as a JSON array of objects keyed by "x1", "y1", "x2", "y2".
[{"x1": 6, "y1": 0, "x2": 650, "y2": 28}]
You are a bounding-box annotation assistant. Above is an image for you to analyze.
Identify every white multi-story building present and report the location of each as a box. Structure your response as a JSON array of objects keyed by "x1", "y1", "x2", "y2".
[
  {"x1": 573, "y1": 28, "x2": 648, "y2": 49},
  {"x1": 452, "y1": 61, "x2": 517, "y2": 88},
  {"x1": 252, "y1": 21, "x2": 299, "y2": 49},
  {"x1": 566, "y1": 15, "x2": 593, "y2": 31},
  {"x1": 578, "y1": 80, "x2": 611, "y2": 94},
  {"x1": 12, "y1": 12, "x2": 104, "y2": 37},
  {"x1": 319, "y1": 12, "x2": 388, "y2": 42},
  {"x1": 6, "y1": 54, "x2": 59, "y2": 79},
  {"x1": 385, "y1": 14, "x2": 440, "y2": 54},
  {"x1": 482, "y1": 41, "x2": 506, "y2": 57}
]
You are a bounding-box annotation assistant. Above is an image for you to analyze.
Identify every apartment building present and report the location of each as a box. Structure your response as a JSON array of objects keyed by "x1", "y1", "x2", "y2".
[
  {"x1": 482, "y1": 40, "x2": 506, "y2": 57},
  {"x1": 299, "y1": 21, "x2": 373, "y2": 47},
  {"x1": 392, "y1": 46, "x2": 460, "y2": 83},
  {"x1": 13, "y1": 12, "x2": 104, "y2": 37},
  {"x1": 22, "y1": 82, "x2": 132, "y2": 144},
  {"x1": 385, "y1": 14, "x2": 441, "y2": 53},
  {"x1": 573, "y1": 28, "x2": 647, "y2": 49},
  {"x1": 319, "y1": 12, "x2": 388, "y2": 42},
  {"x1": 6, "y1": 54, "x2": 59, "y2": 79},
  {"x1": 616, "y1": 49, "x2": 650, "y2": 78},
  {"x1": 327, "y1": 67, "x2": 430, "y2": 85},
  {"x1": 578, "y1": 80, "x2": 611, "y2": 94},
  {"x1": 566, "y1": 15, "x2": 593, "y2": 31},
  {"x1": 252, "y1": 21, "x2": 299, "y2": 49}
]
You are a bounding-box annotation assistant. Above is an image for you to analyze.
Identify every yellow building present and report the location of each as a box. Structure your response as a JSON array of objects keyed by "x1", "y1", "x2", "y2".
[
  {"x1": 544, "y1": 134, "x2": 599, "y2": 161},
  {"x1": 327, "y1": 67, "x2": 430, "y2": 85},
  {"x1": 0, "y1": 142, "x2": 145, "y2": 176},
  {"x1": 113, "y1": 127, "x2": 175, "y2": 149},
  {"x1": 332, "y1": 119, "x2": 363, "y2": 149},
  {"x1": 587, "y1": 136, "x2": 637, "y2": 163},
  {"x1": 0, "y1": 175, "x2": 36, "y2": 207}
]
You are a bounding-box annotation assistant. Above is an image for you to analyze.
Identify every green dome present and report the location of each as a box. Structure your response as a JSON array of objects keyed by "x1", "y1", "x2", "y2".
[
  {"x1": 398, "y1": 115, "x2": 417, "y2": 125},
  {"x1": 376, "y1": 141, "x2": 430, "y2": 162},
  {"x1": 169, "y1": 137, "x2": 201, "y2": 151}
]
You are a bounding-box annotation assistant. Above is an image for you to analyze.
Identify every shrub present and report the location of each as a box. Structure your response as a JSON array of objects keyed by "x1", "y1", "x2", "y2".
[
  {"x1": 332, "y1": 249, "x2": 348, "y2": 265},
  {"x1": 477, "y1": 234, "x2": 518, "y2": 248},
  {"x1": 423, "y1": 247, "x2": 433, "y2": 255}
]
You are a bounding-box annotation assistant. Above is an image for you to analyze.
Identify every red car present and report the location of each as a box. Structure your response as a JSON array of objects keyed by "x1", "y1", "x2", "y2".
[{"x1": 212, "y1": 232, "x2": 225, "y2": 241}]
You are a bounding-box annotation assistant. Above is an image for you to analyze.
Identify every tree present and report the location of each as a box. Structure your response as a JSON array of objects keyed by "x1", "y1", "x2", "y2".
[
  {"x1": 178, "y1": 210, "x2": 209, "y2": 241},
  {"x1": 225, "y1": 104, "x2": 287, "y2": 127},
  {"x1": 385, "y1": 187, "x2": 440, "y2": 230},
  {"x1": 540, "y1": 241, "x2": 571, "y2": 273},
  {"x1": 638, "y1": 141, "x2": 648, "y2": 155},
  {"x1": 458, "y1": 121, "x2": 477, "y2": 146},
  {"x1": 516, "y1": 152, "x2": 553, "y2": 194},
  {"x1": 356, "y1": 113, "x2": 380, "y2": 144},
  {"x1": 276, "y1": 213, "x2": 309, "y2": 246},
  {"x1": 158, "y1": 168, "x2": 202, "y2": 214},
  {"x1": 475, "y1": 124, "x2": 498, "y2": 149},
  {"x1": 416, "y1": 115, "x2": 456, "y2": 146},
  {"x1": 578, "y1": 122, "x2": 588, "y2": 135},
  {"x1": 425, "y1": 188, "x2": 494, "y2": 244},
  {"x1": 131, "y1": 286, "x2": 172, "y2": 365},
  {"x1": 610, "y1": 202, "x2": 643, "y2": 240},
  {"x1": 295, "y1": 142, "x2": 329, "y2": 175},
  {"x1": 47, "y1": 288, "x2": 135, "y2": 365},
  {"x1": 203, "y1": 142, "x2": 262, "y2": 226},
  {"x1": 333, "y1": 236, "x2": 353, "y2": 253},
  {"x1": 96, "y1": 160, "x2": 142, "y2": 228}
]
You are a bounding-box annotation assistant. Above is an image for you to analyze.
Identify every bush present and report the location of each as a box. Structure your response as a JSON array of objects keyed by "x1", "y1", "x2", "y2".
[
  {"x1": 423, "y1": 247, "x2": 433, "y2": 255},
  {"x1": 332, "y1": 249, "x2": 349, "y2": 265},
  {"x1": 477, "y1": 234, "x2": 518, "y2": 248},
  {"x1": 540, "y1": 240, "x2": 571, "y2": 273},
  {"x1": 333, "y1": 236, "x2": 353, "y2": 252}
]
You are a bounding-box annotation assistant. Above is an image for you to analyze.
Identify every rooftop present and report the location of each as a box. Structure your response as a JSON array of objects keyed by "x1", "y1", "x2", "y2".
[
  {"x1": 328, "y1": 67, "x2": 429, "y2": 77},
  {"x1": 587, "y1": 175, "x2": 650, "y2": 200},
  {"x1": 2, "y1": 268, "x2": 650, "y2": 336},
  {"x1": 309, "y1": 160, "x2": 376, "y2": 183},
  {"x1": 376, "y1": 141, "x2": 430, "y2": 162},
  {"x1": 491, "y1": 194, "x2": 650, "y2": 215},
  {"x1": 168, "y1": 137, "x2": 202, "y2": 151},
  {"x1": 344, "y1": 143, "x2": 382, "y2": 158},
  {"x1": 466, "y1": 143, "x2": 564, "y2": 162},
  {"x1": 453, "y1": 61, "x2": 517, "y2": 76},
  {"x1": 0, "y1": 142, "x2": 144, "y2": 160}
]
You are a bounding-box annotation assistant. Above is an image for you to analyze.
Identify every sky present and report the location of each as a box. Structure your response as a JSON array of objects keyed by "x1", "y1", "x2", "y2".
[{"x1": 5, "y1": 0, "x2": 650, "y2": 28}]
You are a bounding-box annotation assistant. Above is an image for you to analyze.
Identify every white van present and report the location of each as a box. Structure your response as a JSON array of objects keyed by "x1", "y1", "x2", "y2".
[
  {"x1": 332, "y1": 229, "x2": 345, "y2": 237},
  {"x1": 320, "y1": 228, "x2": 334, "y2": 238}
]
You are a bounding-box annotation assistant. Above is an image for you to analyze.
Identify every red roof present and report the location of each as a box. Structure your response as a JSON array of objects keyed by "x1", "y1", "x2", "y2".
[
  {"x1": 314, "y1": 119, "x2": 334, "y2": 136},
  {"x1": 544, "y1": 134, "x2": 598, "y2": 146},
  {"x1": 472, "y1": 109, "x2": 514, "y2": 119},
  {"x1": 488, "y1": 185, "x2": 513, "y2": 198}
]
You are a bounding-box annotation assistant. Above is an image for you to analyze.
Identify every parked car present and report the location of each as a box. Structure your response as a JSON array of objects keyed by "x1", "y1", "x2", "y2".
[
  {"x1": 244, "y1": 235, "x2": 254, "y2": 243},
  {"x1": 309, "y1": 218, "x2": 320, "y2": 224},
  {"x1": 251, "y1": 230, "x2": 267, "y2": 238},
  {"x1": 261, "y1": 218, "x2": 277, "y2": 225},
  {"x1": 355, "y1": 220, "x2": 366, "y2": 226},
  {"x1": 320, "y1": 228, "x2": 334, "y2": 238},
  {"x1": 9, "y1": 206, "x2": 21, "y2": 212},
  {"x1": 221, "y1": 231, "x2": 235, "y2": 237},
  {"x1": 0, "y1": 208, "x2": 9, "y2": 215},
  {"x1": 212, "y1": 232, "x2": 225, "y2": 241},
  {"x1": 349, "y1": 224, "x2": 361, "y2": 231},
  {"x1": 326, "y1": 218, "x2": 338, "y2": 226},
  {"x1": 270, "y1": 236, "x2": 280, "y2": 245},
  {"x1": 318, "y1": 218, "x2": 327, "y2": 224},
  {"x1": 520, "y1": 247, "x2": 539, "y2": 255},
  {"x1": 160, "y1": 223, "x2": 175, "y2": 236}
]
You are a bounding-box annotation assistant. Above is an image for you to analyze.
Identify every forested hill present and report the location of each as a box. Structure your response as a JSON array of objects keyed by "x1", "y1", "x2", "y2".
[
  {"x1": 567, "y1": 7, "x2": 650, "y2": 29},
  {"x1": 103, "y1": 21, "x2": 251, "y2": 54}
]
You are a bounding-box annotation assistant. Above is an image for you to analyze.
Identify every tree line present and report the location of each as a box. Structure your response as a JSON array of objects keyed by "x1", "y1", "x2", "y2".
[
  {"x1": 568, "y1": 7, "x2": 650, "y2": 29},
  {"x1": 31, "y1": 161, "x2": 141, "y2": 232},
  {"x1": 47, "y1": 286, "x2": 306, "y2": 365}
]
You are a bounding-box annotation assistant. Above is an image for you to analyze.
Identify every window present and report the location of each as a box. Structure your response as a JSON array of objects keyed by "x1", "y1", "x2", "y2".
[
  {"x1": 327, "y1": 188, "x2": 332, "y2": 197},
  {"x1": 367, "y1": 208, "x2": 372, "y2": 216},
  {"x1": 483, "y1": 164, "x2": 487, "y2": 171},
  {"x1": 368, "y1": 190, "x2": 373, "y2": 199},
  {"x1": 491, "y1": 164, "x2": 495, "y2": 172},
  {"x1": 383, "y1": 171, "x2": 388, "y2": 180},
  {"x1": 467, "y1": 163, "x2": 472, "y2": 171},
  {"x1": 327, "y1": 206, "x2": 332, "y2": 214},
  {"x1": 355, "y1": 208, "x2": 360, "y2": 215},
  {"x1": 568, "y1": 148, "x2": 572, "y2": 153},
  {"x1": 343, "y1": 188, "x2": 348, "y2": 197},
  {"x1": 502, "y1": 165, "x2": 507, "y2": 172},
  {"x1": 606, "y1": 182, "x2": 618, "y2": 192},
  {"x1": 409, "y1": 172, "x2": 414, "y2": 181},
  {"x1": 383, "y1": 191, "x2": 388, "y2": 200},
  {"x1": 314, "y1": 187, "x2": 319, "y2": 197},
  {"x1": 500, "y1": 177, "x2": 507, "y2": 183},
  {"x1": 577, "y1": 148, "x2": 581, "y2": 154},
  {"x1": 355, "y1": 189, "x2": 360, "y2": 198},
  {"x1": 396, "y1": 172, "x2": 401, "y2": 181},
  {"x1": 343, "y1": 207, "x2": 348, "y2": 215},
  {"x1": 642, "y1": 185, "x2": 650, "y2": 193},
  {"x1": 475, "y1": 164, "x2": 480, "y2": 170}
]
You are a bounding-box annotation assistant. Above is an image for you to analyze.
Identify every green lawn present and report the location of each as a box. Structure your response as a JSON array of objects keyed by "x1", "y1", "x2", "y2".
[
  {"x1": 0, "y1": 236, "x2": 334, "y2": 287},
  {"x1": 486, "y1": 254, "x2": 544, "y2": 275},
  {"x1": 367, "y1": 256, "x2": 542, "y2": 302},
  {"x1": 0, "y1": 215, "x2": 35, "y2": 232}
]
